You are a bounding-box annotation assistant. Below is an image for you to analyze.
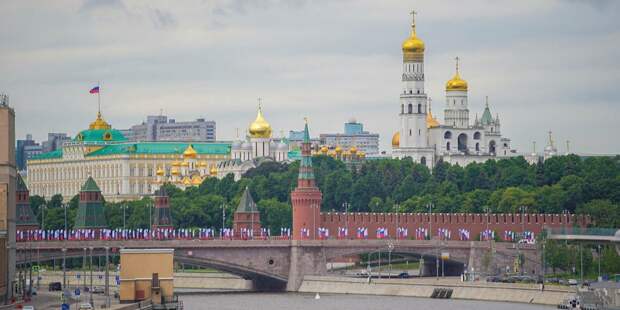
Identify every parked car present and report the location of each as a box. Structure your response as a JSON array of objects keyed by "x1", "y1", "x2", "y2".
[
  {"x1": 23, "y1": 306, "x2": 35, "y2": 310},
  {"x1": 568, "y1": 279, "x2": 578, "y2": 286},
  {"x1": 398, "y1": 272, "x2": 410, "y2": 279},
  {"x1": 92, "y1": 287, "x2": 104, "y2": 294},
  {"x1": 48, "y1": 282, "x2": 62, "y2": 291},
  {"x1": 486, "y1": 276, "x2": 502, "y2": 283},
  {"x1": 79, "y1": 303, "x2": 93, "y2": 310}
]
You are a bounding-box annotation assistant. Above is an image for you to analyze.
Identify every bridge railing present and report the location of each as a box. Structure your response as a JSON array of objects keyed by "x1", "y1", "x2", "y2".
[{"x1": 546, "y1": 227, "x2": 618, "y2": 236}]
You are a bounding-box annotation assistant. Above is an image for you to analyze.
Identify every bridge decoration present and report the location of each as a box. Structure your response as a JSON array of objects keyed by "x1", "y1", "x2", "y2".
[{"x1": 458, "y1": 228, "x2": 470, "y2": 241}]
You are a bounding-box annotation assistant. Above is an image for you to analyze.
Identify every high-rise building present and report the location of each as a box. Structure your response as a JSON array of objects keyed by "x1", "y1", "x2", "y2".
[
  {"x1": 16, "y1": 133, "x2": 70, "y2": 173},
  {"x1": 0, "y1": 93, "x2": 16, "y2": 304},
  {"x1": 123, "y1": 115, "x2": 216, "y2": 142},
  {"x1": 319, "y1": 118, "x2": 379, "y2": 156}
]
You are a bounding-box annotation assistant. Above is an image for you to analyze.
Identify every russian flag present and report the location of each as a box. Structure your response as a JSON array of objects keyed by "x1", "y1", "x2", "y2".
[{"x1": 89, "y1": 86, "x2": 100, "y2": 94}]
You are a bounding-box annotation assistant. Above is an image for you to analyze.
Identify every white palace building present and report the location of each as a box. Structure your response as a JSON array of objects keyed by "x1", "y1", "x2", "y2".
[{"x1": 392, "y1": 12, "x2": 515, "y2": 169}]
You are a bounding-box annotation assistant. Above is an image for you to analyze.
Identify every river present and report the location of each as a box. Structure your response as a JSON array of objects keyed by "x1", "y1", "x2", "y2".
[{"x1": 179, "y1": 292, "x2": 551, "y2": 309}]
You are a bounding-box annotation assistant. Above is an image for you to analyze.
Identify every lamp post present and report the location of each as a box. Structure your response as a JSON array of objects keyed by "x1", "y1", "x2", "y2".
[
  {"x1": 518, "y1": 205, "x2": 528, "y2": 275},
  {"x1": 343, "y1": 202, "x2": 349, "y2": 239},
  {"x1": 597, "y1": 244, "x2": 601, "y2": 282},
  {"x1": 62, "y1": 202, "x2": 68, "y2": 289},
  {"x1": 387, "y1": 241, "x2": 394, "y2": 278},
  {"x1": 89, "y1": 247, "x2": 94, "y2": 307},
  {"x1": 121, "y1": 204, "x2": 128, "y2": 230},
  {"x1": 221, "y1": 203, "x2": 226, "y2": 238}
]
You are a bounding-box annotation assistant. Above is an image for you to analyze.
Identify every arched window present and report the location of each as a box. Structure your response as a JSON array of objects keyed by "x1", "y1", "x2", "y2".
[
  {"x1": 457, "y1": 133, "x2": 468, "y2": 153},
  {"x1": 503, "y1": 143, "x2": 508, "y2": 148},
  {"x1": 446, "y1": 141, "x2": 451, "y2": 151},
  {"x1": 401, "y1": 104, "x2": 404, "y2": 114},
  {"x1": 489, "y1": 140, "x2": 496, "y2": 155},
  {"x1": 409, "y1": 90, "x2": 413, "y2": 94},
  {"x1": 417, "y1": 90, "x2": 420, "y2": 94},
  {"x1": 408, "y1": 104, "x2": 413, "y2": 114},
  {"x1": 420, "y1": 156, "x2": 427, "y2": 166},
  {"x1": 475, "y1": 142, "x2": 480, "y2": 151},
  {"x1": 444, "y1": 131, "x2": 452, "y2": 139},
  {"x1": 417, "y1": 104, "x2": 422, "y2": 113},
  {"x1": 473, "y1": 132, "x2": 481, "y2": 140}
]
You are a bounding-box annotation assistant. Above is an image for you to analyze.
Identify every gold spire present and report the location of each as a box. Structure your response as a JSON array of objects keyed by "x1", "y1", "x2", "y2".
[
  {"x1": 249, "y1": 100, "x2": 272, "y2": 138},
  {"x1": 402, "y1": 10, "x2": 425, "y2": 61},
  {"x1": 209, "y1": 165, "x2": 218, "y2": 176},
  {"x1": 426, "y1": 98, "x2": 440, "y2": 128},
  {"x1": 88, "y1": 111, "x2": 112, "y2": 130},
  {"x1": 446, "y1": 56, "x2": 468, "y2": 91}
]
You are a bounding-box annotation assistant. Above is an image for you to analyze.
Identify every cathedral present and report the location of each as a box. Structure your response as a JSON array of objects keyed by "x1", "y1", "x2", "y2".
[{"x1": 392, "y1": 12, "x2": 515, "y2": 169}]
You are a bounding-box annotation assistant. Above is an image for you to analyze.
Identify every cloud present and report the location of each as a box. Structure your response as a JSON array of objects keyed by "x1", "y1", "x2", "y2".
[{"x1": 1, "y1": 0, "x2": 619, "y2": 154}]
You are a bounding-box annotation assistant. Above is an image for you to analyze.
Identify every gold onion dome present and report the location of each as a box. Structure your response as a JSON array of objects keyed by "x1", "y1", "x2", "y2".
[
  {"x1": 209, "y1": 166, "x2": 218, "y2": 176},
  {"x1": 320, "y1": 146, "x2": 328, "y2": 153},
  {"x1": 426, "y1": 101, "x2": 440, "y2": 129},
  {"x1": 156, "y1": 166, "x2": 165, "y2": 176},
  {"x1": 171, "y1": 167, "x2": 180, "y2": 175},
  {"x1": 89, "y1": 112, "x2": 112, "y2": 130},
  {"x1": 182, "y1": 176, "x2": 191, "y2": 186},
  {"x1": 183, "y1": 145, "x2": 197, "y2": 158},
  {"x1": 359, "y1": 151, "x2": 366, "y2": 158},
  {"x1": 181, "y1": 162, "x2": 190, "y2": 167},
  {"x1": 446, "y1": 57, "x2": 468, "y2": 91},
  {"x1": 402, "y1": 12, "x2": 424, "y2": 61},
  {"x1": 249, "y1": 105, "x2": 272, "y2": 138},
  {"x1": 335, "y1": 146, "x2": 343, "y2": 153},
  {"x1": 349, "y1": 146, "x2": 358, "y2": 154},
  {"x1": 172, "y1": 161, "x2": 181, "y2": 167},
  {"x1": 392, "y1": 132, "x2": 400, "y2": 147},
  {"x1": 191, "y1": 175, "x2": 202, "y2": 185}
]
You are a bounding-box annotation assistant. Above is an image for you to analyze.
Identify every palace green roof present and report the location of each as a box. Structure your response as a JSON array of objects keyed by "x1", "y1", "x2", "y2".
[
  {"x1": 75, "y1": 128, "x2": 128, "y2": 143},
  {"x1": 86, "y1": 142, "x2": 231, "y2": 157},
  {"x1": 81, "y1": 176, "x2": 101, "y2": 192},
  {"x1": 31, "y1": 149, "x2": 63, "y2": 160}
]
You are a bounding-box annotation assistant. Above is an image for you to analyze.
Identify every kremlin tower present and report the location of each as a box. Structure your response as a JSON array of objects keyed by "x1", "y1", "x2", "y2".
[{"x1": 291, "y1": 119, "x2": 322, "y2": 240}]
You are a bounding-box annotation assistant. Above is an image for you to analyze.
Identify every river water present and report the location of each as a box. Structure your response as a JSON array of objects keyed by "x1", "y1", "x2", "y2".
[{"x1": 179, "y1": 293, "x2": 551, "y2": 310}]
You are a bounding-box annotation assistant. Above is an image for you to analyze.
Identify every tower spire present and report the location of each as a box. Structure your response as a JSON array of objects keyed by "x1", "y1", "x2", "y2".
[
  {"x1": 455, "y1": 56, "x2": 460, "y2": 75},
  {"x1": 548, "y1": 131, "x2": 554, "y2": 148},
  {"x1": 410, "y1": 10, "x2": 417, "y2": 34}
]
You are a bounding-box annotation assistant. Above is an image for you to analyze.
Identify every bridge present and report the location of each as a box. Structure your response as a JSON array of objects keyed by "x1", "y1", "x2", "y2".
[
  {"x1": 546, "y1": 228, "x2": 620, "y2": 254},
  {"x1": 15, "y1": 239, "x2": 541, "y2": 291}
]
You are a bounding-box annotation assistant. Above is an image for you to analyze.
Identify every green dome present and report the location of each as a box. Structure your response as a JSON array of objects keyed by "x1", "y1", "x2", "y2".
[{"x1": 75, "y1": 129, "x2": 127, "y2": 143}]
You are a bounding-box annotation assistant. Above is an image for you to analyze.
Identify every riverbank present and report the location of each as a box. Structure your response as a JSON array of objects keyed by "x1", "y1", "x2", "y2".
[{"x1": 298, "y1": 276, "x2": 573, "y2": 306}]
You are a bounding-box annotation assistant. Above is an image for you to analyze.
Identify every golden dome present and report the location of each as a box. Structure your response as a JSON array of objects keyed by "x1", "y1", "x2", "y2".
[
  {"x1": 198, "y1": 161, "x2": 207, "y2": 168},
  {"x1": 156, "y1": 166, "x2": 165, "y2": 176},
  {"x1": 392, "y1": 131, "x2": 400, "y2": 147},
  {"x1": 446, "y1": 57, "x2": 468, "y2": 91},
  {"x1": 349, "y1": 146, "x2": 358, "y2": 154},
  {"x1": 89, "y1": 112, "x2": 112, "y2": 130},
  {"x1": 402, "y1": 13, "x2": 424, "y2": 56},
  {"x1": 181, "y1": 162, "x2": 190, "y2": 167},
  {"x1": 320, "y1": 146, "x2": 328, "y2": 153},
  {"x1": 359, "y1": 151, "x2": 366, "y2": 158},
  {"x1": 182, "y1": 176, "x2": 191, "y2": 186},
  {"x1": 426, "y1": 100, "x2": 440, "y2": 128},
  {"x1": 183, "y1": 145, "x2": 197, "y2": 158},
  {"x1": 249, "y1": 105, "x2": 272, "y2": 138},
  {"x1": 172, "y1": 161, "x2": 181, "y2": 167},
  {"x1": 209, "y1": 166, "x2": 218, "y2": 176},
  {"x1": 191, "y1": 175, "x2": 202, "y2": 185},
  {"x1": 171, "y1": 167, "x2": 180, "y2": 175}
]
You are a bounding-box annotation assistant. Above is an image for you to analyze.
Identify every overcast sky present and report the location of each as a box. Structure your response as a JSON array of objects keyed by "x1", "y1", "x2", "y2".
[{"x1": 1, "y1": 0, "x2": 619, "y2": 154}]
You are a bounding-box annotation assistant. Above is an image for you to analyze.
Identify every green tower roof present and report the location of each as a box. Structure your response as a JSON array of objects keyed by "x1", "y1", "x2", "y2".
[
  {"x1": 16, "y1": 174, "x2": 28, "y2": 192},
  {"x1": 481, "y1": 103, "x2": 493, "y2": 125},
  {"x1": 236, "y1": 187, "x2": 258, "y2": 213},
  {"x1": 81, "y1": 176, "x2": 101, "y2": 192}
]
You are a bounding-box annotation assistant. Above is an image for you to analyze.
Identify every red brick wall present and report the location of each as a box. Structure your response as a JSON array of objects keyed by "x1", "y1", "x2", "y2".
[{"x1": 319, "y1": 212, "x2": 590, "y2": 240}]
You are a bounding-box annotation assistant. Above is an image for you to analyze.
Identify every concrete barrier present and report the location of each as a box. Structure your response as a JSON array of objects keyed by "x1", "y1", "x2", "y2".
[{"x1": 298, "y1": 276, "x2": 572, "y2": 306}]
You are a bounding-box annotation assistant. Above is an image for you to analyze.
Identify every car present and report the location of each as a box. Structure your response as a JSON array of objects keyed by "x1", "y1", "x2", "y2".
[
  {"x1": 92, "y1": 287, "x2": 104, "y2": 294},
  {"x1": 486, "y1": 276, "x2": 502, "y2": 283},
  {"x1": 23, "y1": 306, "x2": 35, "y2": 310},
  {"x1": 79, "y1": 303, "x2": 93, "y2": 310},
  {"x1": 48, "y1": 282, "x2": 62, "y2": 291},
  {"x1": 568, "y1": 279, "x2": 578, "y2": 286},
  {"x1": 398, "y1": 272, "x2": 410, "y2": 279}
]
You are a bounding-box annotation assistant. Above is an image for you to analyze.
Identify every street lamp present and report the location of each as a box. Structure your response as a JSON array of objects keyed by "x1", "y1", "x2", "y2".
[
  {"x1": 343, "y1": 202, "x2": 349, "y2": 239},
  {"x1": 387, "y1": 241, "x2": 394, "y2": 278},
  {"x1": 221, "y1": 203, "x2": 226, "y2": 238},
  {"x1": 120, "y1": 204, "x2": 128, "y2": 230}
]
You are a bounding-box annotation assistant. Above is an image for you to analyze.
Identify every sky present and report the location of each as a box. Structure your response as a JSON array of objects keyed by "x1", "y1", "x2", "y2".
[{"x1": 1, "y1": 0, "x2": 619, "y2": 154}]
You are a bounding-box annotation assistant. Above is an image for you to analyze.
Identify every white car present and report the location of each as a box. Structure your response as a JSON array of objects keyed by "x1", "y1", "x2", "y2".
[
  {"x1": 79, "y1": 303, "x2": 93, "y2": 310},
  {"x1": 23, "y1": 306, "x2": 35, "y2": 310}
]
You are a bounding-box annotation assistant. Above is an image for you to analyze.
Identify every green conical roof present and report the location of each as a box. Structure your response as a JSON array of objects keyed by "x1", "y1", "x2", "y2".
[
  {"x1": 481, "y1": 103, "x2": 493, "y2": 125},
  {"x1": 236, "y1": 187, "x2": 258, "y2": 213},
  {"x1": 303, "y1": 121, "x2": 310, "y2": 143},
  {"x1": 81, "y1": 177, "x2": 101, "y2": 192},
  {"x1": 16, "y1": 174, "x2": 28, "y2": 192}
]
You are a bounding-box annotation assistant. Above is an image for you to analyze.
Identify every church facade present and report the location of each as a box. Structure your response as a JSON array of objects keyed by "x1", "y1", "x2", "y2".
[{"x1": 392, "y1": 13, "x2": 515, "y2": 169}]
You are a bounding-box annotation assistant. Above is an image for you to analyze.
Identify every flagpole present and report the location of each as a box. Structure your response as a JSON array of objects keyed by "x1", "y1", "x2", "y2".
[{"x1": 98, "y1": 81, "x2": 101, "y2": 114}]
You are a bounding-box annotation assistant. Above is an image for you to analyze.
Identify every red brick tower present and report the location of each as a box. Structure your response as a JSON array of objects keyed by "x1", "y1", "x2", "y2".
[
  {"x1": 15, "y1": 174, "x2": 38, "y2": 230},
  {"x1": 291, "y1": 120, "x2": 322, "y2": 240},
  {"x1": 233, "y1": 187, "x2": 261, "y2": 237}
]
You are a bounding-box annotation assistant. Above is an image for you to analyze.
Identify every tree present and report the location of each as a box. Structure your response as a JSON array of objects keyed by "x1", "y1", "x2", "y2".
[
  {"x1": 577, "y1": 199, "x2": 620, "y2": 228},
  {"x1": 258, "y1": 198, "x2": 291, "y2": 231}
]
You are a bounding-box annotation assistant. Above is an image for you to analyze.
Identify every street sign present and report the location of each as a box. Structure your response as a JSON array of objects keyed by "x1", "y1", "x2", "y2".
[
  {"x1": 75, "y1": 288, "x2": 80, "y2": 296},
  {"x1": 62, "y1": 303, "x2": 69, "y2": 310},
  {"x1": 115, "y1": 275, "x2": 120, "y2": 285},
  {"x1": 441, "y1": 252, "x2": 450, "y2": 260},
  {"x1": 76, "y1": 274, "x2": 81, "y2": 279}
]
